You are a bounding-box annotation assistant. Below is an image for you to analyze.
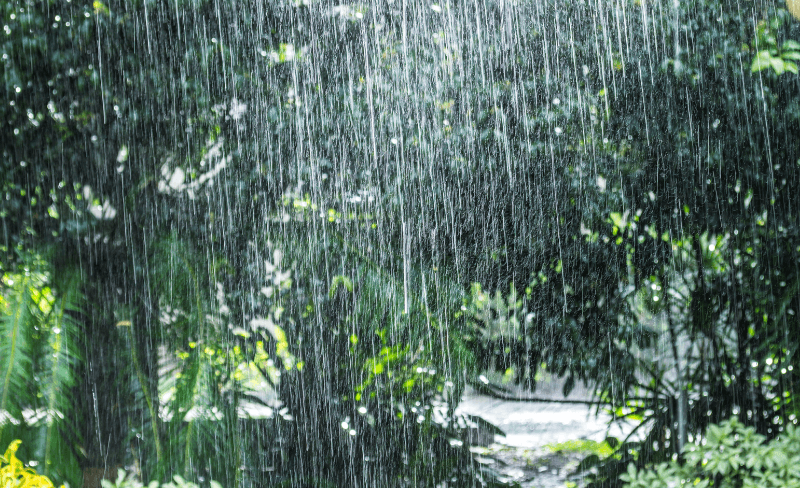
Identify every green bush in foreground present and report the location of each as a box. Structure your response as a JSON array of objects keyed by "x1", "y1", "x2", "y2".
[
  {"x1": 622, "y1": 419, "x2": 800, "y2": 488},
  {"x1": 1, "y1": 440, "x2": 217, "y2": 488},
  {"x1": 1, "y1": 440, "x2": 61, "y2": 488}
]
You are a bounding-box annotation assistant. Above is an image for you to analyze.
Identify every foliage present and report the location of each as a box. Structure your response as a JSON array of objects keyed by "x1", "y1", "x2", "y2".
[
  {"x1": 0, "y1": 262, "x2": 84, "y2": 488},
  {"x1": 0, "y1": 440, "x2": 62, "y2": 488},
  {"x1": 544, "y1": 439, "x2": 614, "y2": 459},
  {"x1": 2, "y1": 0, "x2": 497, "y2": 483},
  {"x1": 3, "y1": 0, "x2": 800, "y2": 485},
  {"x1": 751, "y1": 16, "x2": 800, "y2": 75},
  {"x1": 456, "y1": 1, "x2": 800, "y2": 485},
  {"x1": 622, "y1": 419, "x2": 800, "y2": 488},
  {"x1": 577, "y1": 3, "x2": 800, "y2": 484},
  {"x1": 225, "y1": 229, "x2": 506, "y2": 486}
]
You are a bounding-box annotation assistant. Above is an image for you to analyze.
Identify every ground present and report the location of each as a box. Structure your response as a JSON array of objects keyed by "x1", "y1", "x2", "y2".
[{"x1": 457, "y1": 388, "x2": 637, "y2": 487}]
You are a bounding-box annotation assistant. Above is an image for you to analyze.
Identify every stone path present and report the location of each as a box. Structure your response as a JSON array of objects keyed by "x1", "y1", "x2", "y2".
[{"x1": 457, "y1": 389, "x2": 637, "y2": 487}]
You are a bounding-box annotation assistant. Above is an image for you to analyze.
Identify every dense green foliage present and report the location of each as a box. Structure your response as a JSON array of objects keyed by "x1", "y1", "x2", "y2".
[
  {"x1": 0, "y1": 0, "x2": 504, "y2": 485},
  {"x1": 0, "y1": 265, "x2": 83, "y2": 485},
  {"x1": 623, "y1": 419, "x2": 800, "y2": 488},
  {"x1": 441, "y1": 5, "x2": 800, "y2": 486},
  {"x1": 1, "y1": 0, "x2": 799, "y2": 486}
]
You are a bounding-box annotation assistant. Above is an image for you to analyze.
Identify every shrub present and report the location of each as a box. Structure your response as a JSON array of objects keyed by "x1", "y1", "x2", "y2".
[
  {"x1": 622, "y1": 419, "x2": 800, "y2": 488},
  {"x1": 0, "y1": 440, "x2": 62, "y2": 488}
]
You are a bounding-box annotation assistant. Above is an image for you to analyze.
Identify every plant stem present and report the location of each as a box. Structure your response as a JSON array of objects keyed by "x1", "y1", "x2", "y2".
[
  {"x1": 664, "y1": 272, "x2": 687, "y2": 453},
  {"x1": 127, "y1": 325, "x2": 163, "y2": 471}
]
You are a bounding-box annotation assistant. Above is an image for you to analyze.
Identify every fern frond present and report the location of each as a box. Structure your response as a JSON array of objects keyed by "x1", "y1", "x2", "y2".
[
  {"x1": 164, "y1": 346, "x2": 202, "y2": 479},
  {"x1": 167, "y1": 349, "x2": 201, "y2": 424},
  {"x1": 39, "y1": 270, "x2": 84, "y2": 483},
  {"x1": 0, "y1": 276, "x2": 35, "y2": 432}
]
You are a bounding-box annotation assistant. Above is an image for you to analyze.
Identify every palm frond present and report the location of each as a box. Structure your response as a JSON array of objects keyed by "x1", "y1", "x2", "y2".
[
  {"x1": 164, "y1": 346, "x2": 202, "y2": 478},
  {"x1": 0, "y1": 275, "x2": 35, "y2": 431},
  {"x1": 39, "y1": 270, "x2": 84, "y2": 483}
]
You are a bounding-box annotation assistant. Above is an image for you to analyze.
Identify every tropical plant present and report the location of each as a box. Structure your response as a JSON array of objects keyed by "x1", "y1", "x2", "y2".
[
  {"x1": 751, "y1": 15, "x2": 800, "y2": 74},
  {"x1": 0, "y1": 440, "x2": 63, "y2": 488},
  {"x1": 4, "y1": 0, "x2": 799, "y2": 486},
  {"x1": 0, "y1": 260, "x2": 84, "y2": 487},
  {"x1": 577, "y1": 3, "x2": 800, "y2": 484},
  {"x1": 455, "y1": 1, "x2": 800, "y2": 485},
  {"x1": 622, "y1": 419, "x2": 800, "y2": 488},
  {"x1": 256, "y1": 229, "x2": 505, "y2": 487}
]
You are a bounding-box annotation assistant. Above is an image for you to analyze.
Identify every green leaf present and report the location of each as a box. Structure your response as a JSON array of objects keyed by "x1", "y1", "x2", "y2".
[
  {"x1": 562, "y1": 374, "x2": 575, "y2": 396},
  {"x1": 0, "y1": 275, "x2": 34, "y2": 429},
  {"x1": 782, "y1": 40, "x2": 800, "y2": 51},
  {"x1": 770, "y1": 56, "x2": 786, "y2": 74},
  {"x1": 752, "y1": 50, "x2": 774, "y2": 72},
  {"x1": 41, "y1": 271, "x2": 84, "y2": 482},
  {"x1": 329, "y1": 275, "x2": 354, "y2": 298}
]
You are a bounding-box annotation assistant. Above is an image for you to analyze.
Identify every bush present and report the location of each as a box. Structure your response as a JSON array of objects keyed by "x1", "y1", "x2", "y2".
[
  {"x1": 622, "y1": 419, "x2": 800, "y2": 488},
  {"x1": 0, "y1": 440, "x2": 61, "y2": 488}
]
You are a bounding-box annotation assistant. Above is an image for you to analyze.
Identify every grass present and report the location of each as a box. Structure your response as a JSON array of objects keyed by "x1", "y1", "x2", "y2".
[{"x1": 542, "y1": 439, "x2": 614, "y2": 458}]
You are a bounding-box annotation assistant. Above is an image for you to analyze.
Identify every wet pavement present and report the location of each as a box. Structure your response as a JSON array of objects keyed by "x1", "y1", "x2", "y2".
[{"x1": 457, "y1": 388, "x2": 637, "y2": 487}]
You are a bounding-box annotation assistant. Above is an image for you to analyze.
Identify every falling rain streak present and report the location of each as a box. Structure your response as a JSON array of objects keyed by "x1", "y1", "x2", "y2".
[{"x1": 1, "y1": 0, "x2": 800, "y2": 487}]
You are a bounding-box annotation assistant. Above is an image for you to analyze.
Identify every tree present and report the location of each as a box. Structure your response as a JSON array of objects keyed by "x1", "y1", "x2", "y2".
[
  {"x1": 1, "y1": 0, "x2": 510, "y2": 486},
  {"x1": 451, "y1": 0, "x2": 800, "y2": 485},
  {"x1": 579, "y1": 3, "x2": 800, "y2": 483}
]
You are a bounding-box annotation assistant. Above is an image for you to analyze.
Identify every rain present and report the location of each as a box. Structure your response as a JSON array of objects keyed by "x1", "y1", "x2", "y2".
[{"x1": 1, "y1": 0, "x2": 799, "y2": 487}]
